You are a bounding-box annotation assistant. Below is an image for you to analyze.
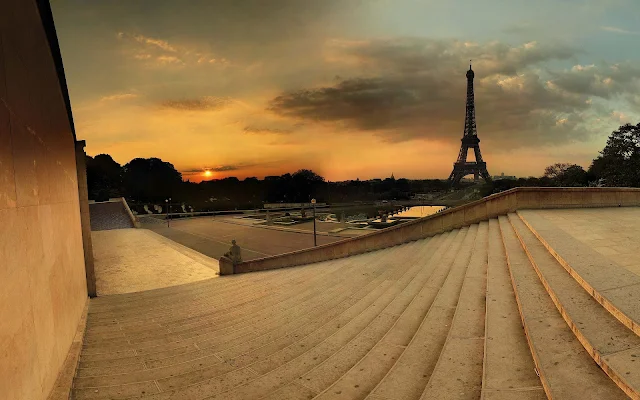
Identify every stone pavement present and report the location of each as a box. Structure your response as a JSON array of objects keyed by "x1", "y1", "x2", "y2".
[
  {"x1": 142, "y1": 217, "x2": 345, "y2": 261},
  {"x1": 91, "y1": 229, "x2": 218, "y2": 295},
  {"x1": 70, "y1": 209, "x2": 640, "y2": 399},
  {"x1": 521, "y1": 207, "x2": 640, "y2": 276}
]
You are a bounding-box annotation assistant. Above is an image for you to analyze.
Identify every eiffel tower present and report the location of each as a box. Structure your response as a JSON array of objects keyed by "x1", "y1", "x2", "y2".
[{"x1": 448, "y1": 62, "x2": 491, "y2": 185}]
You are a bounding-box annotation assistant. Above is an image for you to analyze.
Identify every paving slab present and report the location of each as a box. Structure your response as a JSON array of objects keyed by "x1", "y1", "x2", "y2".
[
  {"x1": 518, "y1": 209, "x2": 640, "y2": 335},
  {"x1": 91, "y1": 228, "x2": 218, "y2": 295}
]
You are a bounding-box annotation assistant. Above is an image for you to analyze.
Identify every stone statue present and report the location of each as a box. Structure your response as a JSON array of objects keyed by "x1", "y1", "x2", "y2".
[
  {"x1": 224, "y1": 239, "x2": 242, "y2": 264},
  {"x1": 301, "y1": 207, "x2": 307, "y2": 218}
]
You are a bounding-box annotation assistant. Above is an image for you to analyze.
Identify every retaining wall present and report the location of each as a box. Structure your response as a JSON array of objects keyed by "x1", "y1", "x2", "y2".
[
  {"x1": 223, "y1": 187, "x2": 640, "y2": 275},
  {"x1": 0, "y1": 1, "x2": 89, "y2": 398}
]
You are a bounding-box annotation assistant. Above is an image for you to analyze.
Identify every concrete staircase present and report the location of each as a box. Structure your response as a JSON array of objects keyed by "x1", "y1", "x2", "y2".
[
  {"x1": 72, "y1": 213, "x2": 640, "y2": 399},
  {"x1": 89, "y1": 201, "x2": 135, "y2": 231}
]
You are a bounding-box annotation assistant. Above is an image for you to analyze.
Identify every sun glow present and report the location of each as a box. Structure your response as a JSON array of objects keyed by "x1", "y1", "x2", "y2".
[{"x1": 203, "y1": 169, "x2": 213, "y2": 177}]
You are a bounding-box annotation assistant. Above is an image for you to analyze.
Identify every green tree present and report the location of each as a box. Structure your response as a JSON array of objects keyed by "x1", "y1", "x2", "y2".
[
  {"x1": 589, "y1": 123, "x2": 640, "y2": 187},
  {"x1": 123, "y1": 158, "x2": 183, "y2": 202},
  {"x1": 543, "y1": 163, "x2": 588, "y2": 187},
  {"x1": 86, "y1": 154, "x2": 123, "y2": 201},
  {"x1": 291, "y1": 169, "x2": 325, "y2": 202}
]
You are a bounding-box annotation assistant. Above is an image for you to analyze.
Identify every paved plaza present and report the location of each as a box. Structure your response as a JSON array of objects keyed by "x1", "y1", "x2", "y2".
[
  {"x1": 522, "y1": 207, "x2": 640, "y2": 276},
  {"x1": 141, "y1": 216, "x2": 349, "y2": 261},
  {"x1": 91, "y1": 229, "x2": 218, "y2": 295}
]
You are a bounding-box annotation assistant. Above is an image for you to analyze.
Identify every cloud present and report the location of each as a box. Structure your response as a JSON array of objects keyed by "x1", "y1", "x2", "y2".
[
  {"x1": 243, "y1": 126, "x2": 292, "y2": 135},
  {"x1": 156, "y1": 55, "x2": 184, "y2": 65},
  {"x1": 100, "y1": 93, "x2": 139, "y2": 102},
  {"x1": 133, "y1": 34, "x2": 177, "y2": 52},
  {"x1": 117, "y1": 31, "x2": 227, "y2": 68},
  {"x1": 160, "y1": 96, "x2": 231, "y2": 111},
  {"x1": 601, "y1": 26, "x2": 640, "y2": 35},
  {"x1": 212, "y1": 165, "x2": 239, "y2": 172},
  {"x1": 268, "y1": 38, "x2": 639, "y2": 149},
  {"x1": 118, "y1": 32, "x2": 177, "y2": 52}
]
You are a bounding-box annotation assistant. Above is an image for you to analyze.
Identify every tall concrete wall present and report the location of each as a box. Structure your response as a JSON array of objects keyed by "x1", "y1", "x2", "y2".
[{"x1": 0, "y1": 1, "x2": 88, "y2": 399}]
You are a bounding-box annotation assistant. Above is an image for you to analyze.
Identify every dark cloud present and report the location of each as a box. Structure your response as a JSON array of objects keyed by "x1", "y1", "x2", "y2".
[
  {"x1": 160, "y1": 96, "x2": 230, "y2": 111},
  {"x1": 213, "y1": 165, "x2": 239, "y2": 172},
  {"x1": 268, "y1": 38, "x2": 638, "y2": 148},
  {"x1": 548, "y1": 62, "x2": 640, "y2": 99}
]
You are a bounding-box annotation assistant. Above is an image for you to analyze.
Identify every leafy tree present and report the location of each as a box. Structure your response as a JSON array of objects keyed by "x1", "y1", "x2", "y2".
[
  {"x1": 543, "y1": 163, "x2": 588, "y2": 187},
  {"x1": 291, "y1": 169, "x2": 325, "y2": 202},
  {"x1": 589, "y1": 123, "x2": 640, "y2": 187},
  {"x1": 123, "y1": 158, "x2": 183, "y2": 202},
  {"x1": 86, "y1": 154, "x2": 123, "y2": 201}
]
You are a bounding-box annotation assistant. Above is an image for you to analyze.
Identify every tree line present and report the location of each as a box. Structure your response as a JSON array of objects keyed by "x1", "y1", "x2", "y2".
[
  {"x1": 86, "y1": 122, "x2": 640, "y2": 209},
  {"x1": 85, "y1": 155, "x2": 448, "y2": 210},
  {"x1": 485, "y1": 122, "x2": 640, "y2": 195}
]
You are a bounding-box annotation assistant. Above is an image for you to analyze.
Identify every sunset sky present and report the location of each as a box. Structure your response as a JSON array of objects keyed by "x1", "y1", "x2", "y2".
[{"x1": 51, "y1": 0, "x2": 640, "y2": 182}]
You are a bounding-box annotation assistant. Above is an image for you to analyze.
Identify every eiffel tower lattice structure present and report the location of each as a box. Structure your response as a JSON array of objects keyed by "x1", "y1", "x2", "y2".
[{"x1": 448, "y1": 62, "x2": 491, "y2": 185}]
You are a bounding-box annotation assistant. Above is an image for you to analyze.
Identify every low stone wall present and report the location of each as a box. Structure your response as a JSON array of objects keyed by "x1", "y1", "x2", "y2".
[
  {"x1": 221, "y1": 187, "x2": 640, "y2": 275},
  {"x1": 120, "y1": 197, "x2": 140, "y2": 228}
]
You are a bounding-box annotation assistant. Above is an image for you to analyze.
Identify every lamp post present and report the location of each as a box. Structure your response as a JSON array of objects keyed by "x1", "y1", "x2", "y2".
[
  {"x1": 311, "y1": 198, "x2": 317, "y2": 246},
  {"x1": 166, "y1": 197, "x2": 172, "y2": 227}
]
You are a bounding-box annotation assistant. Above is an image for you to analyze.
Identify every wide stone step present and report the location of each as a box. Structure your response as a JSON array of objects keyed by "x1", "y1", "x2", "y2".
[
  {"x1": 366, "y1": 226, "x2": 478, "y2": 399},
  {"x1": 83, "y1": 243, "x2": 408, "y2": 342},
  {"x1": 517, "y1": 209, "x2": 640, "y2": 336},
  {"x1": 188, "y1": 229, "x2": 469, "y2": 400},
  {"x1": 299, "y1": 226, "x2": 478, "y2": 399},
  {"x1": 72, "y1": 235, "x2": 451, "y2": 399},
  {"x1": 86, "y1": 246, "x2": 388, "y2": 324},
  {"x1": 498, "y1": 215, "x2": 627, "y2": 400},
  {"x1": 73, "y1": 243, "x2": 417, "y2": 386},
  {"x1": 81, "y1": 244, "x2": 407, "y2": 351},
  {"x1": 420, "y1": 221, "x2": 488, "y2": 400},
  {"x1": 508, "y1": 212, "x2": 640, "y2": 398},
  {"x1": 481, "y1": 219, "x2": 545, "y2": 400}
]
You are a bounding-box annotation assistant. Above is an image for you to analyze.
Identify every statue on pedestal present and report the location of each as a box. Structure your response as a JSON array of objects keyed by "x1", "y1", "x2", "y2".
[
  {"x1": 266, "y1": 210, "x2": 272, "y2": 225},
  {"x1": 224, "y1": 239, "x2": 242, "y2": 265}
]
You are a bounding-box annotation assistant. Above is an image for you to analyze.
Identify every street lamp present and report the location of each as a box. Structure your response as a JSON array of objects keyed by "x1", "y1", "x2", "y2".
[
  {"x1": 166, "y1": 197, "x2": 172, "y2": 227},
  {"x1": 311, "y1": 198, "x2": 317, "y2": 246}
]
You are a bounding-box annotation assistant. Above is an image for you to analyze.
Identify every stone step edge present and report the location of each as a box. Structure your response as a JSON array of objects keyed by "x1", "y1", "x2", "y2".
[
  {"x1": 365, "y1": 228, "x2": 473, "y2": 398},
  {"x1": 515, "y1": 210, "x2": 640, "y2": 337},
  {"x1": 508, "y1": 214, "x2": 639, "y2": 399},
  {"x1": 311, "y1": 227, "x2": 473, "y2": 399},
  {"x1": 422, "y1": 222, "x2": 487, "y2": 395},
  {"x1": 497, "y1": 217, "x2": 551, "y2": 400},
  {"x1": 296, "y1": 225, "x2": 473, "y2": 398}
]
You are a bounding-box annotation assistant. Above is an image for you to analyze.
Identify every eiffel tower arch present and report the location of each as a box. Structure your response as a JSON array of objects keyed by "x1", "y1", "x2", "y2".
[{"x1": 448, "y1": 63, "x2": 491, "y2": 186}]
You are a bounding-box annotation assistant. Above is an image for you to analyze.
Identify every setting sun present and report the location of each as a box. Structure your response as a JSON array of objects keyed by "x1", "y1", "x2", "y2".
[{"x1": 203, "y1": 169, "x2": 213, "y2": 178}]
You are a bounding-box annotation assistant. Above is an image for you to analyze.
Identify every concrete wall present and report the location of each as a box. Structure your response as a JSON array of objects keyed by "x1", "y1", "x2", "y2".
[
  {"x1": 0, "y1": 1, "x2": 88, "y2": 399},
  {"x1": 75, "y1": 141, "x2": 96, "y2": 298},
  {"x1": 227, "y1": 187, "x2": 640, "y2": 274}
]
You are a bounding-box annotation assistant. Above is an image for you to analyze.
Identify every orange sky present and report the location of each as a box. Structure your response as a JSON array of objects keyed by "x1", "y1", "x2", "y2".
[{"x1": 52, "y1": 0, "x2": 640, "y2": 182}]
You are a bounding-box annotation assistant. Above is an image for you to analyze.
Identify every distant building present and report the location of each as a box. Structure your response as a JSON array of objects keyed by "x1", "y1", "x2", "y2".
[{"x1": 493, "y1": 172, "x2": 517, "y2": 181}]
